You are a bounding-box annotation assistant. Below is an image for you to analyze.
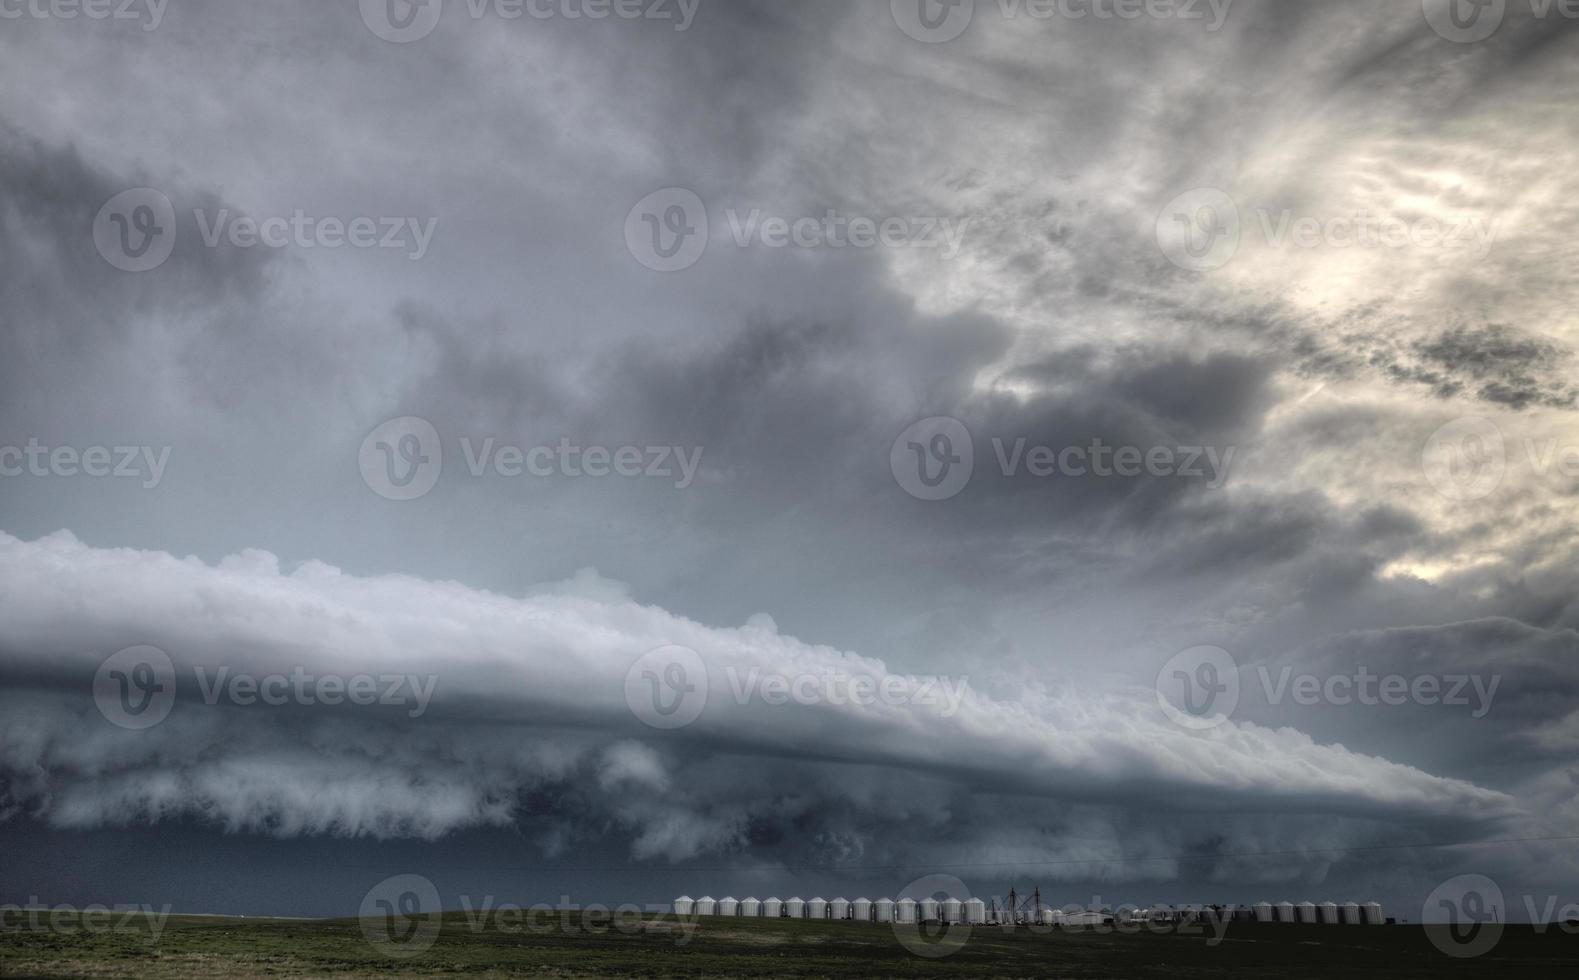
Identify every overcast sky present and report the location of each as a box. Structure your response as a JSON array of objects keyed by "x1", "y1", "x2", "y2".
[{"x1": 2, "y1": 0, "x2": 1578, "y2": 927}]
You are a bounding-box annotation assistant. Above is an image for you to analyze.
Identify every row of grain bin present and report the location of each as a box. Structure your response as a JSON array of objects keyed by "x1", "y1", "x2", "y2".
[
  {"x1": 675, "y1": 896, "x2": 974, "y2": 922},
  {"x1": 1137, "y1": 902, "x2": 1383, "y2": 925},
  {"x1": 675, "y1": 896, "x2": 1383, "y2": 925},
  {"x1": 1256, "y1": 901, "x2": 1384, "y2": 924},
  {"x1": 673, "y1": 897, "x2": 1095, "y2": 925}
]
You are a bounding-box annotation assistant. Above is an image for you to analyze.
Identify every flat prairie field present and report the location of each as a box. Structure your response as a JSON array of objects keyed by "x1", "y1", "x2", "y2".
[{"x1": 2, "y1": 912, "x2": 1574, "y2": 979}]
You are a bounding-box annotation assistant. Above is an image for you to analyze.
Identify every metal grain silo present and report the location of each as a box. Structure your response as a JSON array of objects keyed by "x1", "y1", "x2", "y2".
[
  {"x1": 964, "y1": 898, "x2": 986, "y2": 924},
  {"x1": 808, "y1": 897, "x2": 827, "y2": 919},
  {"x1": 1318, "y1": 902, "x2": 1339, "y2": 924},
  {"x1": 1253, "y1": 901, "x2": 1273, "y2": 923},
  {"x1": 896, "y1": 897, "x2": 918, "y2": 923},
  {"x1": 1363, "y1": 902, "x2": 1384, "y2": 925},
  {"x1": 875, "y1": 898, "x2": 894, "y2": 923},
  {"x1": 1276, "y1": 901, "x2": 1295, "y2": 923},
  {"x1": 830, "y1": 897, "x2": 850, "y2": 920},
  {"x1": 1341, "y1": 902, "x2": 1361, "y2": 925},
  {"x1": 1038, "y1": 907, "x2": 1056, "y2": 926},
  {"x1": 1296, "y1": 901, "x2": 1316, "y2": 924},
  {"x1": 719, "y1": 897, "x2": 739, "y2": 917},
  {"x1": 941, "y1": 897, "x2": 962, "y2": 923},
  {"x1": 920, "y1": 897, "x2": 940, "y2": 922},
  {"x1": 763, "y1": 897, "x2": 782, "y2": 918},
  {"x1": 696, "y1": 896, "x2": 717, "y2": 916},
  {"x1": 673, "y1": 896, "x2": 694, "y2": 916},
  {"x1": 786, "y1": 897, "x2": 805, "y2": 918},
  {"x1": 852, "y1": 898, "x2": 872, "y2": 922},
  {"x1": 740, "y1": 897, "x2": 760, "y2": 918}
]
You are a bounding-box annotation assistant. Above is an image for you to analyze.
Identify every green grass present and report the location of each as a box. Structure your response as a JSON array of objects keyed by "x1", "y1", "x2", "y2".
[{"x1": 2, "y1": 910, "x2": 1575, "y2": 978}]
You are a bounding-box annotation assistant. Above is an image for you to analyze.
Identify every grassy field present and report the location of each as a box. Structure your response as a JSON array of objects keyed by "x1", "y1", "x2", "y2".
[{"x1": 2, "y1": 909, "x2": 1575, "y2": 978}]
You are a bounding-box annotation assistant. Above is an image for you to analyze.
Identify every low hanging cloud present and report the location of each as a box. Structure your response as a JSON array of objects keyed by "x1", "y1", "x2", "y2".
[{"x1": 0, "y1": 530, "x2": 1520, "y2": 867}]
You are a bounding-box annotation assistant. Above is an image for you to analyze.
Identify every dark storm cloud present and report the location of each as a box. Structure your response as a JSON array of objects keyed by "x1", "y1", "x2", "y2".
[
  {"x1": 0, "y1": 125, "x2": 281, "y2": 412},
  {"x1": 1367, "y1": 324, "x2": 1577, "y2": 410},
  {"x1": 0, "y1": 531, "x2": 1521, "y2": 874},
  {"x1": 1, "y1": 0, "x2": 1578, "y2": 913},
  {"x1": 1239, "y1": 617, "x2": 1579, "y2": 775}
]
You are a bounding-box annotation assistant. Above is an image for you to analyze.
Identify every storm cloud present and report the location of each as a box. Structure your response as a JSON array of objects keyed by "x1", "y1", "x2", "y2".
[{"x1": 2, "y1": 0, "x2": 1578, "y2": 919}]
